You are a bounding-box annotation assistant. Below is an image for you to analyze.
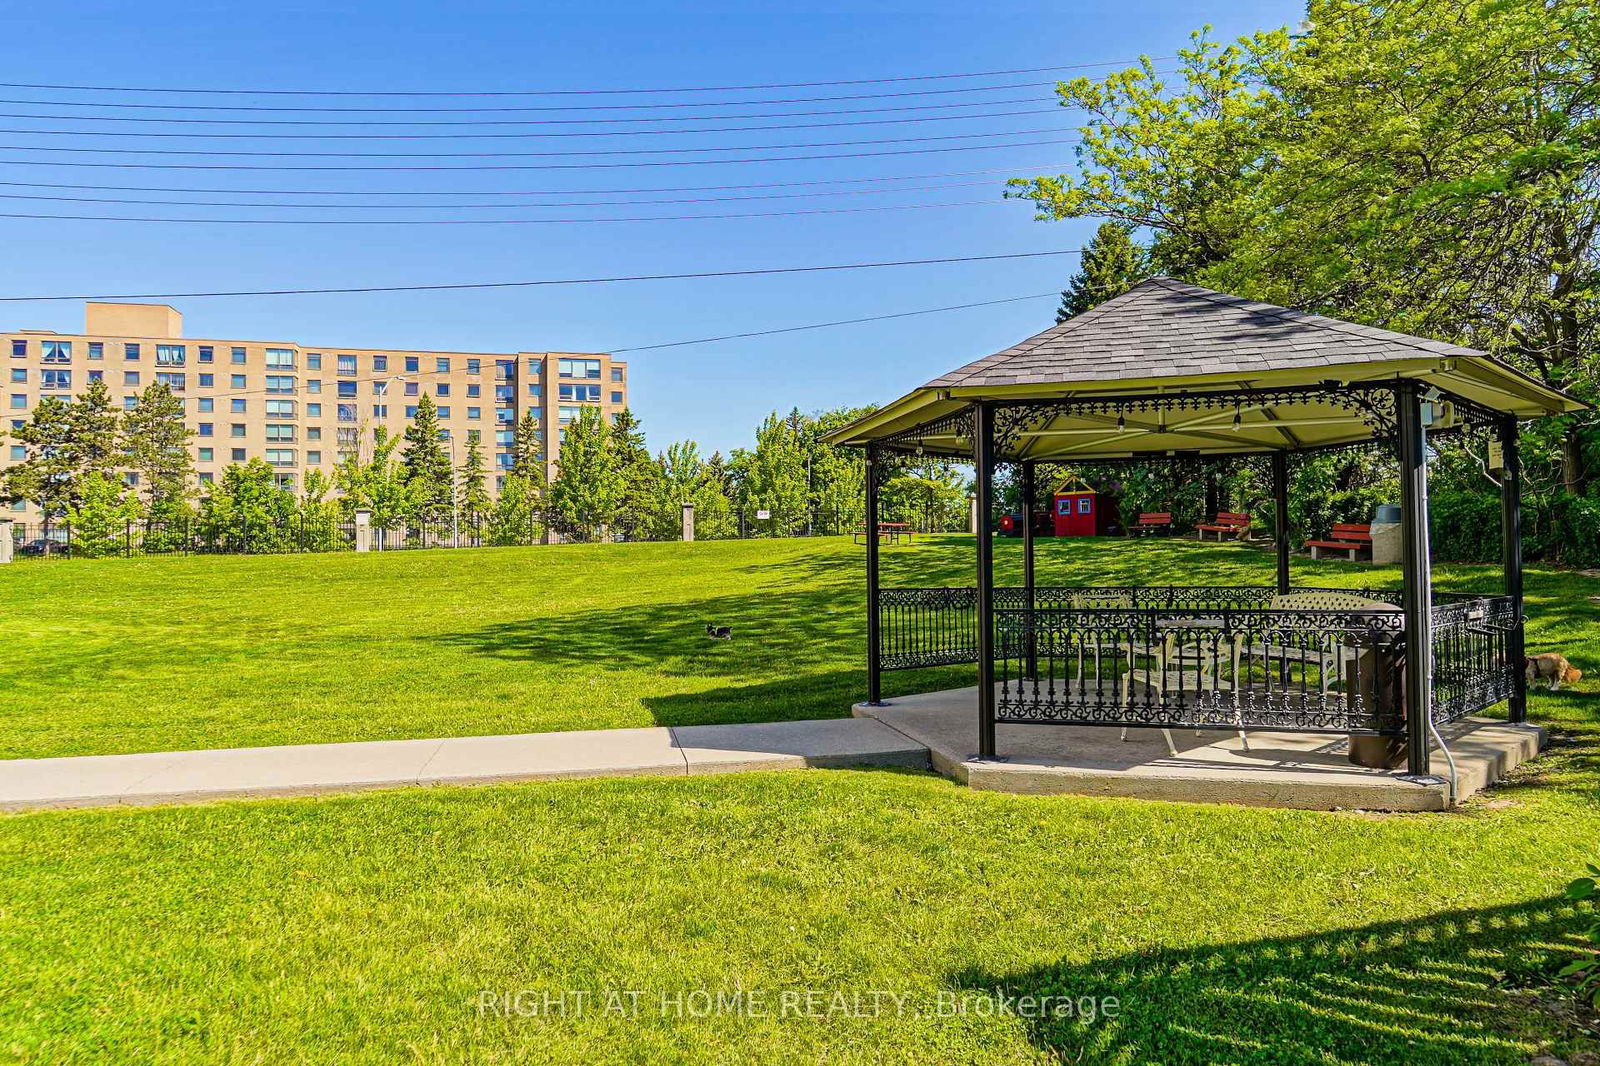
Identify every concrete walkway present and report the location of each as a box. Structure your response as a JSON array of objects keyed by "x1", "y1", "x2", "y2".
[{"x1": 0, "y1": 718, "x2": 930, "y2": 811}]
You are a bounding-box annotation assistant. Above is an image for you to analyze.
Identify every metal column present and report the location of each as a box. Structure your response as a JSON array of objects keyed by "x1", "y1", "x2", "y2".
[
  {"x1": 973, "y1": 403, "x2": 998, "y2": 760},
  {"x1": 1271, "y1": 451, "x2": 1290, "y2": 594},
  {"x1": 1396, "y1": 381, "x2": 1434, "y2": 775},
  {"x1": 1500, "y1": 417, "x2": 1527, "y2": 723},
  {"x1": 1021, "y1": 459, "x2": 1037, "y2": 678},
  {"x1": 865, "y1": 443, "x2": 883, "y2": 705}
]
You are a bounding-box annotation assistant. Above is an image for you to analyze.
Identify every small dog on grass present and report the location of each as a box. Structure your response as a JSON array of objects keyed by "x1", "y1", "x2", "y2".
[{"x1": 1526, "y1": 652, "x2": 1583, "y2": 690}]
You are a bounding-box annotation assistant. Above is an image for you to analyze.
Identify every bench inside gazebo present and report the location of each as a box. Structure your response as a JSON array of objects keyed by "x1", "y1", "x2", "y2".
[{"x1": 825, "y1": 277, "x2": 1581, "y2": 810}]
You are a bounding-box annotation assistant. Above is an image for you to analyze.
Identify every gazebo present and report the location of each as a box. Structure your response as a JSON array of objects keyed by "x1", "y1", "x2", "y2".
[{"x1": 826, "y1": 277, "x2": 1582, "y2": 783}]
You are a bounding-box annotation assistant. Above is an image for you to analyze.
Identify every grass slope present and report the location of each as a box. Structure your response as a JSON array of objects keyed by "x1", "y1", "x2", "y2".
[{"x1": 0, "y1": 535, "x2": 1595, "y2": 759}]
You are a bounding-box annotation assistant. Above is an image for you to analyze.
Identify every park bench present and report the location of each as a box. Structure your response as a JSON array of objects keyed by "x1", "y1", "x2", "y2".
[
  {"x1": 1130, "y1": 512, "x2": 1173, "y2": 536},
  {"x1": 853, "y1": 522, "x2": 913, "y2": 546},
  {"x1": 1196, "y1": 511, "x2": 1251, "y2": 541},
  {"x1": 1305, "y1": 522, "x2": 1374, "y2": 560}
]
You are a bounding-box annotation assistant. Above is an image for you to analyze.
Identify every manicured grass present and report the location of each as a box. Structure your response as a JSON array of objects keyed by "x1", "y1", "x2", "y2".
[
  {"x1": 0, "y1": 534, "x2": 1595, "y2": 759},
  {"x1": 2, "y1": 537, "x2": 1598, "y2": 1062}
]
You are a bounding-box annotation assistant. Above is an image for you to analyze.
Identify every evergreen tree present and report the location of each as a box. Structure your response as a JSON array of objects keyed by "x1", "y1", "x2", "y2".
[
  {"x1": 609, "y1": 408, "x2": 663, "y2": 539},
  {"x1": 457, "y1": 435, "x2": 492, "y2": 526},
  {"x1": 1056, "y1": 221, "x2": 1148, "y2": 323},
  {"x1": 547, "y1": 406, "x2": 622, "y2": 541},
  {"x1": 509, "y1": 410, "x2": 545, "y2": 484},
  {"x1": 400, "y1": 394, "x2": 454, "y2": 522},
  {"x1": 3, "y1": 396, "x2": 77, "y2": 525},
  {"x1": 122, "y1": 382, "x2": 195, "y2": 524},
  {"x1": 64, "y1": 471, "x2": 142, "y2": 558}
]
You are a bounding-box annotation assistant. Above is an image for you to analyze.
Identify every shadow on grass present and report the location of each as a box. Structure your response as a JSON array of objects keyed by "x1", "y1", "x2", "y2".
[{"x1": 954, "y1": 895, "x2": 1593, "y2": 1066}]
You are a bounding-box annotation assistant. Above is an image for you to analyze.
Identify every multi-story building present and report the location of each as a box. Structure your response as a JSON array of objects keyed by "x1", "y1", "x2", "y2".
[{"x1": 3, "y1": 302, "x2": 628, "y2": 516}]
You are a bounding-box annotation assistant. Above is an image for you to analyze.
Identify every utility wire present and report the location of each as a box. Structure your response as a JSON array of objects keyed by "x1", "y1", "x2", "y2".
[
  {"x1": 0, "y1": 248, "x2": 1084, "y2": 302},
  {"x1": 0, "y1": 162, "x2": 1067, "y2": 196},
  {"x1": 0, "y1": 136, "x2": 1078, "y2": 170},
  {"x1": 0, "y1": 58, "x2": 1167, "y2": 96}
]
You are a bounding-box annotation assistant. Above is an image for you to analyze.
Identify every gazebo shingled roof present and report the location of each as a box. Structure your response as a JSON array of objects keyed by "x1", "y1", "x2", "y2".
[{"x1": 827, "y1": 277, "x2": 1581, "y2": 460}]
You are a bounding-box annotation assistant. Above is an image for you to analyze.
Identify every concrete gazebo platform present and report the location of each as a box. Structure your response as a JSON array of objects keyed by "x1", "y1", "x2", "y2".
[{"x1": 855, "y1": 687, "x2": 1543, "y2": 811}]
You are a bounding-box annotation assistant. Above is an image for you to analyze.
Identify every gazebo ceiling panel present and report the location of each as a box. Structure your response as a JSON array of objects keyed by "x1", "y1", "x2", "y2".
[{"x1": 826, "y1": 278, "x2": 1581, "y2": 459}]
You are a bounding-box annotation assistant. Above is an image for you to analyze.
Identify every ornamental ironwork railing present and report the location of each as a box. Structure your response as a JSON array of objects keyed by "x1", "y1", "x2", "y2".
[{"x1": 876, "y1": 585, "x2": 1519, "y2": 733}]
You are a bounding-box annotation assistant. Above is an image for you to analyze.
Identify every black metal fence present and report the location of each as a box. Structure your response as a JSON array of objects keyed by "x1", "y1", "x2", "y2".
[{"x1": 876, "y1": 584, "x2": 1519, "y2": 733}]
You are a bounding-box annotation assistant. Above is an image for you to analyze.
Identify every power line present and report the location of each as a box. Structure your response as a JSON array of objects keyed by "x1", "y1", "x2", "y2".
[
  {"x1": 0, "y1": 162, "x2": 1067, "y2": 196},
  {"x1": 0, "y1": 198, "x2": 1010, "y2": 225},
  {"x1": 0, "y1": 248, "x2": 1084, "y2": 302},
  {"x1": 0, "y1": 58, "x2": 1165, "y2": 97},
  {"x1": 0, "y1": 108, "x2": 1063, "y2": 139},
  {"x1": 610, "y1": 292, "x2": 1059, "y2": 352},
  {"x1": 0, "y1": 125, "x2": 1067, "y2": 158},
  {"x1": 0, "y1": 136, "x2": 1078, "y2": 170}
]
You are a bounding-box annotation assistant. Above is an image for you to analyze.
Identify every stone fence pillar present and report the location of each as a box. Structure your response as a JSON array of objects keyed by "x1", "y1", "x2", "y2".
[
  {"x1": 681, "y1": 503, "x2": 695, "y2": 543},
  {"x1": 969, "y1": 494, "x2": 979, "y2": 536},
  {"x1": 0, "y1": 519, "x2": 12, "y2": 564},
  {"x1": 354, "y1": 510, "x2": 372, "y2": 553}
]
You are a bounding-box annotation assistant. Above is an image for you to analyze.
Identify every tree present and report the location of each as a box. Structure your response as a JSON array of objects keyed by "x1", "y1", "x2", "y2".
[
  {"x1": 487, "y1": 473, "x2": 540, "y2": 546},
  {"x1": 608, "y1": 408, "x2": 663, "y2": 539},
  {"x1": 400, "y1": 394, "x2": 453, "y2": 522},
  {"x1": 508, "y1": 411, "x2": 545, "y2": 484},
  {"x1": 199, "y1": 459, "x2": 299, "y2": 553},
  {"x1": 63, "y1": 471, "x2": 142, "y2": 558},
  {"x1": 3, "y1": 380, "x2": 124, "y2": 525},
  {"x1": 804, "y1": 406, "x2": 876, "y2": 533},
  {"x1": 457, "y1": 435, "x2": 491, "y2": 528},
  {"x1": 122, "y1": 382, "x2": 194, "y2": 525},
  {"x1": 298, "y1": 467, "x2": 341, "y2": 552},
  {"x1": 737, "y1": 411, "x2": 810, "y2": 534},
  {"x1": 1056, "y1": 221, "x2": 1149, "y2": 322},
  {"x1": 546, "y1": 406, "x2": 622, "y2": 540},
  {"x1": 334, "y1": 426, "x2": 413, "y2": 531},
  {"x1": 655, "y1": 439, "x2": 734, "y2": 540},
  {"x1": 68, "y1": 378, "x2": 122, "y2": 483}
]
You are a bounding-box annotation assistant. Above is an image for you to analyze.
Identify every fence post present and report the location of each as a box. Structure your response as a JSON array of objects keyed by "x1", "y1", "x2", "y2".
[
  {"x1": 354, "y1": 510, "x2": 372, "y2": 553},
  {"x1": 681, "y1": 502, "x2": 695, "y2": 542},
  {"x1": 125, "y1": 520, "x2": 134, "y2": 559},
  {"x1": 0, "y1": 518, "x2": 12, "y2": 564}
]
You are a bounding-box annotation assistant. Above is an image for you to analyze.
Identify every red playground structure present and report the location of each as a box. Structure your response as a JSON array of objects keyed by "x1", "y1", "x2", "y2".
[{"x1": 1052, "y1": 478, "x2": 1117, "y2": 537}]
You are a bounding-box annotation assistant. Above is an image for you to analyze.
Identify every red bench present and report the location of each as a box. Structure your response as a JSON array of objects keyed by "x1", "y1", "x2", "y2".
[
  {"x1": 1130, "y1": 512, "x2": 1173, "y2": 536},
  {"x1": 1305, "y1": 523, "x2": 1373, "y2": 560},
  {"x1": 1196, "y1": 511, "x2": 1250, "y2": 541}
]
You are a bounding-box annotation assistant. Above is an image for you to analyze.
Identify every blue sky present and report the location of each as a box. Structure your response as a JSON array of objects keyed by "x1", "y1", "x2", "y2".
[{"x1": 2, "y1": 0, "x2": 1302, "y2": 456}]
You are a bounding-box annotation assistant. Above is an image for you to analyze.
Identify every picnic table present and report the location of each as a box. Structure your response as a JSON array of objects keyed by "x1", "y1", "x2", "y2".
[{"x1": 853, "y1": 522, "x2": 914, "y2": 546}]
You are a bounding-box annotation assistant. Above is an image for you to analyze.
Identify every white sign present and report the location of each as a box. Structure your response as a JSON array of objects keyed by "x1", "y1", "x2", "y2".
[{"x1": 756, "y1": 509, "x2": 771, "y2": 520}]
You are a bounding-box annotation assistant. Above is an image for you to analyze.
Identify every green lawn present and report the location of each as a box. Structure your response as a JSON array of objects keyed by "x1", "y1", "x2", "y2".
[
  {"x1": 1, "y1": 535, "x2": 1591, "y2": 760},
  {"x1": 2, "y1": 538, "x2": 1598, "y2": 1063}
]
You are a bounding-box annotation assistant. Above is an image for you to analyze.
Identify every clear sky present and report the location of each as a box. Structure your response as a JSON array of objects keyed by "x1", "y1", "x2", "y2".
[{"x1": 2, "y1": 0, "x2": 1303, "y2": 456}]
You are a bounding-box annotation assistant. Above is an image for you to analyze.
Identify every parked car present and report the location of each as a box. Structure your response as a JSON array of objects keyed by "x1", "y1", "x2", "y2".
[{"x1": 18, "y1": 538, "x2": 69, "y2": 557}]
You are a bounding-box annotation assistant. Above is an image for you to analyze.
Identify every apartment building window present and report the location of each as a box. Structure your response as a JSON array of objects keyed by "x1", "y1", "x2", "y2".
[
  {"x1": 230, "y1": 424, "x2": 246, "y2": 437},
  {"x1": 494, "y1": 385, "x2": 515, "y2": 405},
  {"x1": 467, "y1": 359, "x2": 480, "y2": 374},
  {"x1": 436, "y1": 406, "x2": 451, "y2": 419},
  {"x1": 230, "y1": 374, "x2": 246, "y2": 388},
  {"x1": 231, "y1": 448, "x2": 246, "y2": 461},
  {"x1": 559, "y1": 406, "x2": 580, "y2": 423},
  {"x1": 9, "y1": 394, "x2": 25, "y2": 409},
  {"x1": 558, "y1": 358, "x2": 600, "y2": 379},
  {"x1": 372, "y1": 403, "x2": 388, "y2": 418},
  {"x1": 8, "y1": 369, "x2": 22, "y2": 383},
  {"x1": 527, "y1": 358, "x2": 543, "y2": 374},
  {"x1": 436, "y1": 383, "x2": 450, "y2": 397},
  {"x1": 198, "y1": 423, "x2": 213, "y2": 437},
  {"x1": 197, "y1": 397, "x2": 213, "y2": 412},
  {"x1": 123, "y1": 371, "x2": 140, "y2": 387},
  {"x1": 467, "y1": 429, "x2": 481, "y2": 443},
  {"x1": 307, "y1": 427, "x2": 322, "y2": 441},
  {"x1": 124, "y1": 343, "x2": 140, "y2": 361},
  {"x1": 372, "y1": 355, "x2": 387, "y2": 371},
  {"x1": 404, "y1": 405, "x2": 418, "y2": 418},
  {"x1": 88, "y1": 370, "x2": 103, "y2": 383},
  {"x1": 337, "y1": 381, "x2": 357, "y2": 398},
  {"x1": 198, "y1": 472, "x2": 213, "y2": 485},
  {"x1": 404, "y1": 356, "x2": 419, "y2": 373},
  {"x1": 307, "y1": 450, "x2": 321, "y2": 464},
  {"x1": 155, "y1": 372, "x2": 186, "y2": 392},
  {"x1": 496, "y1": 408, "x2": 514, "y2": 425},
  {"x1": 611, "y1": 391, "x2": 622, "y2": 404},
  {"x1": 265, "y1": 424, "x2": 296, "y2": 443},
  {"x1": 467, "y1": 383, "x2": 480, "y2": 398},
  {"x1": 10, "y1": 339, "x2": 25, "y2": 358},
  {"x1": 266, "y1": 348, "x2": 296, "y2": 370},
  {"x1": 337, "y1": 427, "x2": 360, "y2": 447},
  {"x1": 8, "y1": 445, "x2": 23, "y2": 461},
  {"x1": 230, "y1": 347, "x2": 246, "y2": 364},
  {"x1": 306, "y1": 353, "x2": 322, "y2": 370},
  {"x1": 306, "y1": 379, "x2": 321, "y2": 393},
  {"x1": 495, "y1": 429, "x2": 514, "y2": 446},
  {"x1": 337, "y1": 403, "x2": 357, "y2": 423},
  {"x1": 198, "y1": 345, "x2": 213, "y2": 363},
  {"x1": 265, "y1": 399, "x2": 296, "y2": 417},
  {"x1": 611, "y1": 367, "x2": 623, "y2": 382},
  {"x1": 467, "y1": 406, "x2": 480, "y2": 420},
  {"x1": 231, "y1": 399, "x2": 246, "y2": 413},
  {"x1": 404, "y1": 381, "x2": 419, "y2": 397},
  {"x1": 199, "y1": 373, "x2": 215, "y2": 388},
  {"x1": 88, "y1": 342, "x2": 104, "y2": 360},
  {"x1": 306, "y1": 402, "x2": 321, "y2": 417},
  {"x1": 372, "y1": 380, "x2": 388, "y2": 396},
  {"x1": 198, "y1": 447, "x2": 213, "y2": 461},
  {"x1": 559, "y1": 384, "x2": 600, "y2": 403},
  {"x1": 41, "y1": 341, "x2": 71, "y2": 363},
  {"x1": 41, "y1": 369, "x2": 71, "y2": 390},
  {"x1": 495, "y1": 360, "x2": 514, "y2": 380},
  {"x1": 496, "y1": 452, "x2": 514, "y2": 469},
  {"x1": 155, "y1": 345, "x2": 185, "y2": 366},
  {"x1": 337, "y1": 354, "x2": 357, "y2": 375},
  {"x1": 527, "y1": 383, "x2": 542, "y2": 398},
  {"x1": 125, "y1": 473, "x2": 139, "y2": 489},
  {"x1": 437, "y1": 428, "x2": 451, "y2": 441},
  {"x1": 266, "y1": 375, "x2": 295, "y2": 394}
]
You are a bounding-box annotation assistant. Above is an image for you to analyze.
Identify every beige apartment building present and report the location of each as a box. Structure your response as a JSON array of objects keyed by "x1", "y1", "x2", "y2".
[{"x1": 3, "y1": 302, "x2": 628, "y2": 516}]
